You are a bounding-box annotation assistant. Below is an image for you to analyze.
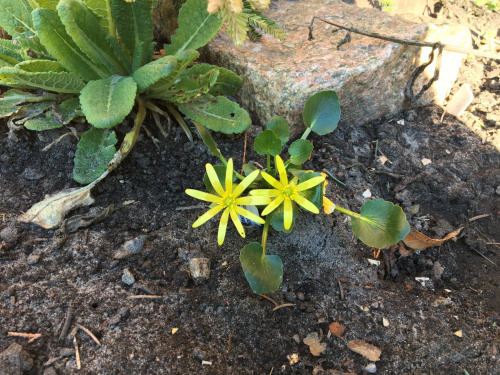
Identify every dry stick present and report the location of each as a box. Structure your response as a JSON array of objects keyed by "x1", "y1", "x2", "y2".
[
  {"x1": 59, "y1": 306, "x2": 73, "y2": 341},
  {"x1": 75, "y1": 323, "x2": 102, "y2": 346},
  {"x1": 73, "y1": 336, "x2": 81, "y2": 370},
  {"x1": 8, "y1": 332, "x2": 42, "y2": 343},
  {"x1": 128, "y1": 295, "x2": 163, "y2": 299},
  {"x1": 309, "y1": 17, "x2": 500, "y2": 60}
]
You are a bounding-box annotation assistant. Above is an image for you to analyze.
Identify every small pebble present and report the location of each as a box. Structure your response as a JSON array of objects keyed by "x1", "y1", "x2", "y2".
[
  {"x1": 496, "y1": 186, "x2": 500, "y2": 196},
  {"x1": 59, "y1": 348, "x2": 75, "y2": 357},
  {"x1": 364, "y1": 363, "x2": 377, "y2": 373},
  {"x1": 0, "y1": 226, "x2": 18, "y2": 243},
  {"x1": 122, "y1": 268, "x2": 135, "y2": 285},
  {"x1": 43, "y1": 367, "x2": 57, "y2": 375},
  {"x1": 21, "y1": 168, "x2": 45, "y2": 180},
  {"x1": 27, "y1": 254, "x2": 40, "y2": 265},
  {"x1": 113, "y1": 236, "x2": 147, "y2": 259},
  {"x1": 292, "y1": 334, "x2": 300, "y2": 344},
  {"x1": 189, "y1": 258, "x2": 210, "y2": 282},
  {"x1": 193, "y1": 348, "x2": 206, "y2": 361},
  {"x1": 296, "y1": 292, "x2": 305, "y2": 301},
  {"x1": 0, "y1": 343, "x2": 34, "y2": 374}
]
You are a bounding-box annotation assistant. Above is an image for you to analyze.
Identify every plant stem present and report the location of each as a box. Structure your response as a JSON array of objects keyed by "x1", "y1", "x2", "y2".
[
  {"x1": 334, "y1": 204, "x2": 362, "y2": 219},
  {"x1": 267, "y1": 153, "x2": 271, "y2": 173},
  {"x1": 301, "y1": 127, "x2": 312, "y2": 140},
  {"x1": 261, "y1": 216, "x2": 271, "y2": 258}
]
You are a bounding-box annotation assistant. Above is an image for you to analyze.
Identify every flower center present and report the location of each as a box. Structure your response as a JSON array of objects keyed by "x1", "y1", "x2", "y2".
[
  {"x1": 222, "y1": 195, "x2": 236, "y2": 207},
  {"x1": 282, "y1": 183, "x2": 297, "y2": 198}
]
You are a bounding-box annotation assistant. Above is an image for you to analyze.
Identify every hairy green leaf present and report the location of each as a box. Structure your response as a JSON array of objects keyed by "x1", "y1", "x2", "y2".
[
  {"x1": 80, "y1": 75, "x2": 137, "y2": 128},
  {"x1": 177, "y1": 94, "x2": 251, "y2": 134},
  {"x1": 0, "y1": 0, "x2": 35, "y2": 36},
  {"x1": 24, "y1": 113, "x2": 63, "y2": 130},
  {"x1": 0, "y1": 39, "x2": 25, "y2": 63},
  {"x1": 73, "y1": 127, "x2": 117, "y2": 184},
  {"x1": 254, "y1": 129, "x2": 282, "y2": 156},
  {"x1": 240, "y1": 242, "x2": 283, "y2": 294},
  {"x1": 288, "y1": 139, "x2": 313, "y2": 165},
  {"x1": 165, "y1": 0, "x2": 222, "y2": 55},
  {"x1": 154, "y1": 68, "x2": 219, "y2": 103},
  {"x1": 36, "y1": 0, "x2": 59, "y2": 11},
  {"x1": 16, "y1": 36, "x2": 52, "y2": 60},
  {"x1": 110, "y1": 0, "x2": 152, "y2": 59},
  {"x1": 57, "y1": 0, "x2": 126, "y2": 75},
  {"x1": 181, "y1": 63, "x2": 242, "y2": 96},
  {"x1": 0, "y1": 66, "x2": 86, "y2": 93},
  {"x1": 16, "y1": 60, "x2": 66, "y2": 72},
  {"x1": 351, "y1": 199, "x2": 410, "y2": 249},
  {"x1": 266, "y1": 115, "x2": 289, "y2": 145},
  {"x1": 303, "y1": 90, "x2": 341, "y2": 136},
  {"x1": 0, "y1": 88, "x2": 57, "y2": 116},
  {"x1": 32, "y1": 8, "x2": 109, "y2": 81},
  {"x1": 0, "y1": 55, "x2": 18, "y2": 67},
  {"x1": 84, "y1": 0, "x2": 115, "y2": 36}
]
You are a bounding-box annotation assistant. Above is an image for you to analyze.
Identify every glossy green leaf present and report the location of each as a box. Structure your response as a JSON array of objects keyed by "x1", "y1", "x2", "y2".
[
  {"x1": 351, "y1": 199, "x2": 410, "y2": 249},
  {"x1": 155, "y1": 68, "x2": 219, "y2": 103},
  {"x1": 288, "y1": 139, "x2": 313, "y2": 165},
  {"x1": 73, "y1": 127, "x2": 117, "y2": 184},
  {"x1": 254, "y1": 129, "x2": 282, "y2": 156},
  {"x1": 177, "y1": 94, "x2": 251, "y2": 134},
  {"x1": 110, "y1": 0, "x2": 152, "y2": 59},
  {"x1": 266, "y1": 115, "x2": 289, "y2": 145},
  {"x1": 269, "y1": 201, "x2": 298, "y2": 233},
  {"x1": 80, "y1": 75, "x2": 137, "y2": 128},
  {"x1": 32, "y1": 8, "x2": 108, "y2": 81},
  {"x1": 0, "y1": 0, "x2": 35, "y2": 36},
  {"x1": 240, "y1": 242, "x2": 283, "y2": 294},
  {"x1": 0, "y1": 66, "x2": 86, "y2": 93},
  {"x1": 202, "y1": 164, "x2": 235, "y2": 195},
  {"x1": 57, "y1": 0, "x2": 126, "y2": 75},
  {"x1": 303, "y1": 90, "x2": 341, "y2": 136},
  {"x1": 242, "y1": 164, "x2": 263, "y2": 181},
  {"x1": 298, "y1": 172, "x2": 323, "y2": 210},
  {"x1": 24, "y1": 113, "x2": 63, "y2": 130},
  {"x1": 165, "y1": 0, "x2": 222, "y2": 55},
  {"x1": 84, "y1": 0, "x2": 115, "y2": 36}
]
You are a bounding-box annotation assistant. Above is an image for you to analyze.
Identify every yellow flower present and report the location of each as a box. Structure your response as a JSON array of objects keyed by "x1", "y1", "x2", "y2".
[
  {"x1": 250, "y1": 155, "x2": 325, "y2": 230},
  {"x1": 185, "y1": 159, "x2": 270, "y2": 245},
  {"x1": 320, "y1": 172, "x2": 336, "y2": 214}
]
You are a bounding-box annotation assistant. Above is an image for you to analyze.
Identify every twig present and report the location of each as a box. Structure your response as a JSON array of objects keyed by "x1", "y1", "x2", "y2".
[
  {"x1": 486, "y1": 243, "x2": 500, "y2": 245},
  {"x1": 175, "y1": 205, "x2": 207, "y2": 211},
  {"x1": 258, "y1": 294, "x2": 295, "y2": 311},
  {"x1": 75, "y1": 323, "x2": 102, "y2": 346},
  {"x1": 469, "y1": 213, "x2": 492, "y2": 221},
  {"x1": 0, "y1": 213, "x2": 5, "y2": 222},
  {"x1": 8, "y1": 332, "x2": 42, "y2": 343},
  {"x1": 128, "y1": 295, "x2": 163, "y2": 299},
  {"x1": 470, "y1": 247, "x2": 497, "y2": 267},
  {"x1": 337, "y1": 279, "x2": 344, "y2": 300},
  {"x1": 374, "y1": 170, "x2": 405, "y2": 179},
  {"x1": 59, "y1": 306, "x2": 73, "y2": 341},
  {"x1": 73, "y1": 336, "x2": 81, "y2": 370}
]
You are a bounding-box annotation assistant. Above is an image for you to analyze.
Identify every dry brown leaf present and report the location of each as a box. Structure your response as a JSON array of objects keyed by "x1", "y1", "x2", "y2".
[
  {"x1": 303, "y1": 332, "x2": 327, "y2": 356},
  {"x1": 347, "y1": 340, "x2": 381, "y2": 361},
  {"x1": 329, "y1": 322, "x2": 345, "y2": 338},
  {"x1": 402, "y1": 227, "x2": 463, "y2": 251}
]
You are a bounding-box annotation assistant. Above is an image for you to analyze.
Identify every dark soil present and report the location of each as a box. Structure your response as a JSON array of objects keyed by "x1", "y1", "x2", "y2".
[{"x1": 1, "y1": 1, "x2": 500, "y2": 374}]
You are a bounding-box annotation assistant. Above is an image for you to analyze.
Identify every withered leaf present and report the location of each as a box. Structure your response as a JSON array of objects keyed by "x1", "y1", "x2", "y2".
[
  {"x1": 402, "y1": 227, "x2": 463, "y2": 251},
  {"x1": 347, "y1": 339, "x2": 381, "y2": 361},
  {"x1": 303, "y1": 332, "x2": 327, "y2": 356}
]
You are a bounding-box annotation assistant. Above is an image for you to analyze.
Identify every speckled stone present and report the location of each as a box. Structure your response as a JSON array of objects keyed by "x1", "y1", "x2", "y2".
[{"x1": 200, "y1": 0, "x2": 471, "y2": 135}]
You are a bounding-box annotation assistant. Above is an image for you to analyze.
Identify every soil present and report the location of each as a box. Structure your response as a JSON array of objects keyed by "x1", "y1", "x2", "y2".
[{"x1": 1, "y1": 1, "x2": 500, "y2": 374}]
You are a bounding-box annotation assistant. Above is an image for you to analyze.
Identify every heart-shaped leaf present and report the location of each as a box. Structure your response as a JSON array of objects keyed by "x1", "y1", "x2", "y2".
[
  {"x1": 240, "y1": 242, "x2": 283, "y2": 294},
  {"x1": 269, "y1": 201, "x2": 298, "y2": 233},
  {"x1": 254, "y1": 129, "x2": 282, "y2": 156},
  {"x1": 303, "y1": 90, "x2": 341, "y2": 136},
  {"x1": 351, "y1": 199, "x2": 410, "y2": 249},
  {"x1": 288, "y1": 139, "x2": 313, "y2": 165},
  {"x1": 266, "y1": 115, "x2": 289, "y2": 145}
]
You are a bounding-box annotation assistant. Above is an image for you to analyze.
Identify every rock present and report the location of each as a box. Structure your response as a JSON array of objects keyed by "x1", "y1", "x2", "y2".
[
  {"x1": 199, "y1": 0, "x2": 470, "y2": 135},
  {"x1": 27, "y1": 254, "x2": 40, "y2": 265},
  {"x1": 21, "y1": 168, "x2": 45, "y2": 180},
  {"x1": 43, "y1": 367, "x2": 57, "y2": 375},
  {"x1": 189, "y1": 258, "x2": 210, "y2": 282},
  {"x1": 193, "y1": 347, "x2": 206, "y2": 361},
  {"x1": 59, "y1": 348, "x2": 75, "y2": 357},
  {"x1": 0, "y1": 226, "x2": 18, "y2": 243},
  {"x1": 113, "y1": 236, "x2": 146, "y2": 259},
  {"x1": 364, "y1": 362, "x2": 377, "y2": 373},
  {"x1": 122, "y1": 268, "x2": 135, "y2": 285},
  {"x1": 497, "y1": 186, "x2": 500, "y2": 196},
  {"x1": 353, "y1": 0, "x2": 437, "y2": 15},
  {"x1": 0, "y1": 343, "x2": 34, "y2": 375}
]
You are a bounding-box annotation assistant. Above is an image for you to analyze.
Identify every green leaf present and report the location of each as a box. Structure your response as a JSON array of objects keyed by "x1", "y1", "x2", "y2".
[
  {"x1": 177, "y1": 94, "x2": 251, "y2": 134},
  {"x1": 10, "y1": 101, "x2": 56, "y2": 122},
  {"x1": 288, "y1": 139, "x2": 313, "y2": 165},
  {"x1": 266, "y1": 115, "x2": 289, "y2": 145},
  {"x1": 80, "y1": 75, "x2": 137, "y2": 128},
  {"x1": 155, "y1": 68, "x2": 219, "y2": 103},
  {"x1": 0, "y1": 0, "x2": 35, "y2": 36},
  {"x1": 57, "y1": 0, "x2": 126, "y2": 75},
  {"x1": 240, "y1": 242, "x2": 283, "y2": 294},
  {"x1": 0, "y1": 66, "x2": 86, "y2": 93},
  {"x1": 0, "y1": 55, "x2": 19, "y2": 67},
  {"x1": 110, "y1": 0, "x2": 152, "y2": 59},
  {"x1": 303, "y1": 90, "x2": 341, "y2": 136},
  {"x1": 32, "y1": 8, "x2": 109, "y2": 81},
  {"x1": 165, "y1": 0, "x2": 222, "y2": 55},
  {"x1": 269, "y1": 202, "x2": 298, "y2": 233},
  {"x1": 24, "y1": 113, "x2": 63, "y2": 130},
  {"x1": 202, "y1": 164, "x2": 235, "y2": 195},
  {"x1": 16, "y1": 60, "x2": 66, "y2": 73},
  {"x1": 192, "y1": 121, "x2": 224, "y2": 160},
  {"x1": 16, "y1": 36, "x2": 52, "y2": 60},
  {"x1": 54, "y1": 96, "x2": 81, "y2": 123},
  {"x1": 0, "y1": 39, "x2": 25, "y2": 63},
  {"x1": 84, "y1": 0, "x2": 115, "y2": 36},
  {"x1": 36, "y1": 0, "x2": 59, "y2": 11},
  {"x1": 133, "y1": 50, "x2": 198, "y2": 93},
  {"x1": 298, "y1": 172, "x2": 323, "y2": 210},
  {"x1": 182, "y1": 64, "x2": 242, "y2": 97},
  {"x1": 73, "y1": 127, "x2": 117, "y2": 184},
  {"x1": 351, "y1": 199, "x2": 410, "y2": 249},
  {"x1": 254, "y1": 129, "x2": 282, "y2": 156}
]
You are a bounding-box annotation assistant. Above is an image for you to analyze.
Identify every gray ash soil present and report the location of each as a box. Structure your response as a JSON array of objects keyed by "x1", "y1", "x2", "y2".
[{"x1": 1, "y1": 2, "x2": 500, "y2": 375}]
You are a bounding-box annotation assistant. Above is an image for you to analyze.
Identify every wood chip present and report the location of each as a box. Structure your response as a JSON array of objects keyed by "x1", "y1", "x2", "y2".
[
  {"x1": 73, "y1": 336, "x2": 81, "y2": 370},
  {"x1": 172, "y1": 328, "x2": 179, "y2": 334},
  {"x1": 303, "y1": 332, "x2": 327, "y2": 356},
  {"x1": 379, "y1": 155, "x2": 388, "y2": 165},
  {"x1": 382, "y1": 318, "x2": 389, "y2": 327},
  {"x1": 347, "y1": 340, "x2": 381, "y2": 361},
  {"x1": 454, "y1": 330, "x2": 463, "y2": 337},
  {"x1": 328, "y1": 322, "x2": 345, "y2": 338},
  {"x1": 421, "y1": 158, "x2": 432, "y2": 166}
]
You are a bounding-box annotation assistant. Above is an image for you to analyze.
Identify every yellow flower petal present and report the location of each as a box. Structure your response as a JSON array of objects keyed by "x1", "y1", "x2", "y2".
[
  {"x1": 249, "y1": 189, "x2": 281, "y2": 197},
  {"x1": 192, "y1": 204, "x2": 224, "y2": 228},
  {"x1": 218, "y1": 209, "x2": 230, "y2": 245},
  {"x1": 185, "y1": 189, "x2": 221, "y2": 203},
  {"x1": 234, "y1": 205, "x2": 266, "y2": 224},
  {"x1": 229, "y1": 207, "x2": 246, "y2": 238},
  {"x1": 232, "y1": 169, "x2": 260, "y2": 197},
  {"x1": 225, "y1": 159, "x2": 233, "y2": 195},
  {"x1": 293, "y1": 193, "x2": 319, "y2": 214},
  {"x1": 235, "y1": 195, "x2": 271, "y2": 206},
  {"x1": 283, "y1": 197, "x2": 293, "y2": 229},
  {"x1": 261, "y1": 172, "x2": 283, "y2": 190},
  {"x1": 296, "y1": 176, "x2": 325, "y2": 192},
  {"x1": 206, "y1": 163, "x2": 225, "y2": 197},
  {"x1": 275, "y1": 155, "x2": 288, "y2": 186},
  {"x1": 323, "y1": 196, "x2": 335, "y2": 214},
  {"x1": 261, "y1": 195, "x2": 284, "y2": 216}
]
